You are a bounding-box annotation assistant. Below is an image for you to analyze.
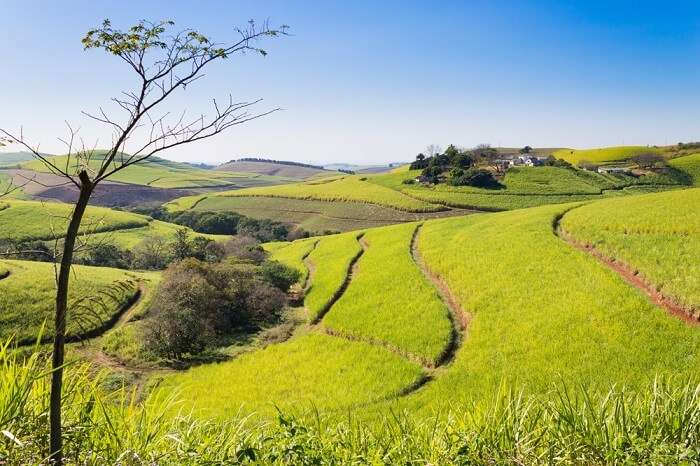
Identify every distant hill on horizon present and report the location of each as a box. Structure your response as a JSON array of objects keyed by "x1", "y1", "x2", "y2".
[{"x1": 216, "y1": 158, "x2": 334, "y2": 179}]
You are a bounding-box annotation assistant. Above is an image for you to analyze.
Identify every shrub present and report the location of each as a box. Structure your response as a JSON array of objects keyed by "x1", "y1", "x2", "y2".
[
  {"x1": 261, "y1": 260, "x2": 302, "y2": 291},
  {"x1": 449, "y1": 168, "x2": 502, "y2": 188},
  {"x1": 143, "y1": 258, "x2": 295, "y2": 359},
  {"x1": 144, "y1": 306, "x2": 206, "y2": 359}
]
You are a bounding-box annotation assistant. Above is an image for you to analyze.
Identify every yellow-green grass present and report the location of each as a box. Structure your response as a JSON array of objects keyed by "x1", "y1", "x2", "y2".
[
  {"x1": 669, "y1": 153, "x2": 700, "y2": 186},
  {"x1": 322, "y1": 223, "x2": 453, "y2": 364},
  {"x1": 0, "y1": 199, "x2": 149, "y2": 242},
  {"x1": 553, "y1": 146, "x2": 663, "y2": 165},
  {"x1": 266, "y1": 238, "x2": 317, "y2": 285},
  {"x1": 195, "y1": 176, "x2": 444, "y2": 213},
  {"x1": 560, "y1": 188, "x2": 700, "y2": 313},
  {"x1": 22, "y1": 153, "x2": 293, "y2": 189},
  {"x1": 304, "y1": 232, "x2": 363, "y2": 321},
  {"x1": 0, "y1": 259, "x2": 145, "y2": 343},
  {"x1": 162, "y1": 333, "x2": 424, "y2": 418},
  {"x1": 399, "y1": 203, "x2": 700, "y2": 412},
  {"x1": 88, "y1": 219, "x2": 228, "y2": 249}
]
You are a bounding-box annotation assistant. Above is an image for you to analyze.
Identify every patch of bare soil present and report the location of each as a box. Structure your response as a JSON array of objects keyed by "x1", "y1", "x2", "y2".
[
  {"x1": 6, "y1": 169, "x2": 198, "y2": 208},
  {"x1": 558, "y1": 227, "x2": 699, "y2": 326}
]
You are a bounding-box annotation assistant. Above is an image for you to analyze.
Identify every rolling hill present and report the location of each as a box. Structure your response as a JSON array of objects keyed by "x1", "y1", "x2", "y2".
[
  {"x1": 164, "y1": 151, "x2": 700, "y2": 233},
  {"x1": 164, "y1": 186, "x2": 700, "y2": 420},
  {"x1": 20, "y1": 152, "x2": 295, "y2": 189},
  {"x1": 215, "y1": 159, "x2": 334, "y2": 179}
]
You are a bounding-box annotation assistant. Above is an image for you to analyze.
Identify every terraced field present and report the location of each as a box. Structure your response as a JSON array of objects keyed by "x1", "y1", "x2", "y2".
[
  {"x1": 0, "y1": 259, "x2": 151, "y2": 343},
  {"x1": 163, "y1": 333, "x2": 424, "y2": 418},
  {"x1": 560, "y1": 188, "x2": 700, "y2": 316},
  {"x1": 166, "y1": 184, "x2": 700, "y2": 419},
  {"x1": 21, "y1": 152, "x2": 294, "y2": 189},
  {"x1": 322, "y1": 223, "x2": 453, "y2": 365},
  {"x1": 175, "y1": 176, "x2": 444, "y2": 212}
]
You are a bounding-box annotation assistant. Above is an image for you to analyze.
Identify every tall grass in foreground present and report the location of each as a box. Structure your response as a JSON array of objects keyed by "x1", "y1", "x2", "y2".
[{"x1": 2, "y1": 341, "x2": 700, "y2": 464}]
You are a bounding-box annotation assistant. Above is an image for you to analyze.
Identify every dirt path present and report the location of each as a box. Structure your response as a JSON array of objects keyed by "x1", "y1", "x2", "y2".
[
  {"x1": 410, "y1": 223, "x2": 470, "y2": 368},
  {"x1": 554, "y1": 212, "x2": 699, "y2": 326}
]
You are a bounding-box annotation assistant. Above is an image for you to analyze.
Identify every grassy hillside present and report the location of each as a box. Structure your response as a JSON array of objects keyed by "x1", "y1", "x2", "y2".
[
  {"x1": 561, "y1": 188, "x2": 700, "y2": 314},
  {"x1": 552, "y1": 146, "x2": 664, "y2": 164},
  {"x1": 196, "y1": 176, "x2": 444, "y2": 212},
  {"x1": 166, "y1": 187, "x2": 700, "y2": 419},
  {"x1": 322, "y1": 223, "x2": 453, "y2": 365},
  {"x1": 162, "y1": 333, "x2": 424, "y2": 418},
  {"x1": 21, "y1": 152, "x2": 294, "y2": 189},
  {"x1": 669, "y1": 153, "x2": 700, "y2": 185},
  {"x1": 0, "y1": 151, "x2": 39, "y2": 167},
  {"x1": 0, "y1": 199, "x2": 149, "y2": 242},
  {"x1": 0, "y1": 259, "x2": 150, "y2": 343},
  {"x1": 0, "y1": 199, "x2": 228, "y2": 247}
]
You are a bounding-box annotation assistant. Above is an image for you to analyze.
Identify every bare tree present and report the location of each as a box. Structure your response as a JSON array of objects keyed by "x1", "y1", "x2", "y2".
[
  {"x1": 426, "y1": 144, "x2": 442, "y2": 157},
  {"x1": 0, "y1": 18, "x2": 287, "y2": 464}
]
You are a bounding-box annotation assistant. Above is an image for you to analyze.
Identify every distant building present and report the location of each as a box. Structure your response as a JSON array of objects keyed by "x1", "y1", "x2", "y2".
[{"x1": 598, "y1": 166, "x2": 632, "y2": 174}]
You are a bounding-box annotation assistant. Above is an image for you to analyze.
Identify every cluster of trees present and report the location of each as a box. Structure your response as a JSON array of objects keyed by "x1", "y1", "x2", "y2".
[
  {"x1": 143, "y1": 256, "x2": 299, "y2": 359},
  {"x1": 408, "y1": 144, "x2": 502, "y2": 187},
  {"x1": 3, "y1": 228, "x2": 274, "y2": 271},
  {"x1": 150, "y1": 208, "x2": 307, "y2": 242}
]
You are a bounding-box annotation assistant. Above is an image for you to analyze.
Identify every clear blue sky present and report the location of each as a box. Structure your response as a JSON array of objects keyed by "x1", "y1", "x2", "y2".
[{"x1": 2, "y1": 0, "x2": 700, "y2": 165}]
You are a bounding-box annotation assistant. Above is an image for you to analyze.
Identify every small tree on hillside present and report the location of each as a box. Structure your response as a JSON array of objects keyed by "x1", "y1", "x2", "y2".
[
  {"x1": 0, "y1": 19, "x2": 287, "y2": 464},
  {"x1": 519, "y1": 145, "x2": 532, "y2": 154}
]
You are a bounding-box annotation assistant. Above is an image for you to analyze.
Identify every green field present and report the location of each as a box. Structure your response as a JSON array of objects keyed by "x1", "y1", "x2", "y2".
[
  {"x1": 0, "y1": 259, "x2": 149, "y2": 343},
  {"x1": 560, "y1": 188, "x2": 700, "y2": 314},
  {"x1": 162, "y1": 333, "x2": 424, "y2": 418},
  {"x1": 162, "y1": 186, "x2": 700, "y2": 420},
  {"x1": 304, "y1": 231, "x2": 363, "y2": 320},
  {"x1": 21, "y1": 152, "x2": 295, "y2": 189},
  {"x1": 552, "y1": 146, "x2": 664, "y2": 164},
  {"x1": 178, "y1": 176, "x2": 445, "y2": 212},
  {"x1": 0, "y1": 199, "x2": 149, "y2": 242},
  {"x1": 322, "y1": 223, "x2": 453, "y2": 365},
  {"x1": 0, "y1": 199, "x2": 228, "y2": 248},
  {"x1": 669, "y1": 153, "x2": 700, "y2": 185}
]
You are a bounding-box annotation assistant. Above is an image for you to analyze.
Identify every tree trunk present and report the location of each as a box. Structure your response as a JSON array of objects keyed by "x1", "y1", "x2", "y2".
[{"x1": 49, "y1": 173, "x2": 92, "y2": 465}]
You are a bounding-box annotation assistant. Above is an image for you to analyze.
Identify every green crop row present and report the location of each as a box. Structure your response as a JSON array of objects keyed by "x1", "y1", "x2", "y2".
[
  {"x1": 211, "y1": 176, "x2": 444, "y2": 212},
  {"x1": 304, "y1": 231, "x2": 363, "y2": 321},
  {"x1": 322, "y1": 223, "x2": 453, "y2": 364},
  {"x1": 400, "y1": 202, "x2": 700, "y2": 413},
  {"x1": 161, "y1": 333, "x2": 424, "y2": 418},
  {"x1": 0, "y1": 259, "x2": 145, "y2": 343},
  {"x1": 560, "y1": 188, "x2": 700, "y2": 313}
]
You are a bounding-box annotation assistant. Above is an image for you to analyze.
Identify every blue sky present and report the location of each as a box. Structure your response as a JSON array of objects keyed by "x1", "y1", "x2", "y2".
[{"x1": 2, "y1": 0, "x2": 700, "y2": 165}]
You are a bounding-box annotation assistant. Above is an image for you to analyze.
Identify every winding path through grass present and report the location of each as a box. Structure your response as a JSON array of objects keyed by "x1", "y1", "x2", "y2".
[{"x1": 555, "y1": 208, "x2": 700, "y2": 325}]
